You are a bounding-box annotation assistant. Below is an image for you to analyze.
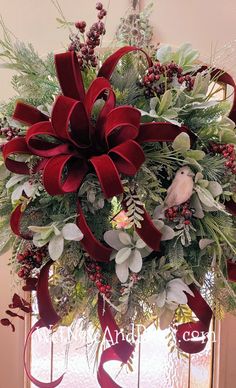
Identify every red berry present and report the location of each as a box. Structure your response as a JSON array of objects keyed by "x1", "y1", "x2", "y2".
[
  {"x1": 100, "y1": 286, "x2": 106, "y2": 293},
  {"x1": 96, "y1": 2, "x2": 103, "y2": 10},
  {"x1": 75, "y1": 20, "x2": 86, "y2": 30},
  {"x1": 225, "y1": 161, "x2": 233, "y2": 168},
  {"x1": 17, "y1": 254, "x2": 25, "y2": 263},
  {"x1": 148, "y1": 74, "x2": 155, "y2": 82},
  {"x1": 184, "y1": 220, "x2": 191, "y2": 225},
  {"x1": 178, "y1": 76, "x2": 185, "y2": 84}
]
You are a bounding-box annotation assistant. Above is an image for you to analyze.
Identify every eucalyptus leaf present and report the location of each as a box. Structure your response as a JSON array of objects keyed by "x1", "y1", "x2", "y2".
[
  {"x1": 185, "y1": 157, "x2": 203, "y2": 171},
  {"x1": 116, "y1": 247, "x2": 132, "y2": 264},
  {"x1": 185, "y1": 150, "x2": 205, "y2": 161},
  {"x1": 6, "y1": 174, "x2": 26, "y2": 189},
  {"x1": 62, "y1": 223, "x2": 83, "y2": 241},
  {"x1": 199, "y1": 238, "x2": 214, "y2": 250},
  {"x1": 158, "y1": 90, "x2": 173, "y2": 115},
  {"x1": 190, "y1": 193, "x2": 204, "y2": 218},
  {"x1": 172, "y1": 132, "x2": 190, "y2": 152},
  {"x1": 208, "y1": 181, "x2": 223, "y2": 197},
  {"x1": 195, "y1": 186, "x2": 215, "y2": 207},
  {"x1": 48, "y1": 234, "x2": 64, "y2": 261},
  {"x1": 156, "y1": 45, "x2": 172, "y2": 63}
]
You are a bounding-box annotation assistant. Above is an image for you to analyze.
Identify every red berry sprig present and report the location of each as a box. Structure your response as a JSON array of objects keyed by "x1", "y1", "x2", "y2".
[
  {"x1": 86, "y1": 260, "x2": 111, "y2": 298},
  {"x1": 141, "y1": 61, "x2": 195, "y2": 98},
  {"x1": 165, "y1": 201, "x2": 194, "y2": 225},
  {"x1": 69, "y1": 3, "x2": 107, "y2": 69},
  {"x1": 17, "y1": 245, "x2": 48, "y2": 280},
  {"x1": 210, "y1": 143, "x2": 236, "y2": 174},
  {"x1": 0, "y1": 117, "x2": 20, "y2": 141}
]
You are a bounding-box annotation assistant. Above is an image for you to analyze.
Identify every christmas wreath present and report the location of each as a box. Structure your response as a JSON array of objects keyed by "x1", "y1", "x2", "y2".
[{"x1": 0, "y1": 2, "x2": 236, "y2": 387}]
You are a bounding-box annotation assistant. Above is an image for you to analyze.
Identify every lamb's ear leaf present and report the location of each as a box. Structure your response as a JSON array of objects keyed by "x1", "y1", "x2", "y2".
[
  {"x1": 173, "y1": 132, "x2": 190, "y2": 152},
  {"x1": 62, "y1": 223, "x2": 83, "y2": 241},
  {"x1": 158, "y1": 90, "x2": 173, "y2": 116},
  {"x1": 48, "y1": 234, "x2": 64, "y2": 261},
  {"x1": 185, "y1": 150, "x2": 205, "y2": 161},
  {"x1": 208, "y1": 181, "x2": 223, "y2": 197}
]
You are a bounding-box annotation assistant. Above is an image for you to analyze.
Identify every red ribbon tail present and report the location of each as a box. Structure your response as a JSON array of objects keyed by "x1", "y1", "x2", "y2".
[
  {"x1": 77, "y1": 201, "x2": 112, "y2": 262},
  {"x1": 98, "y1": 46, "x2": 153, "y2": 79},
  {"x1": 227, "y1": 259, "x2": 236, "y2": 282},
  {"x1": 176, "y1": 285, "x2": 212, "y2": 354},
  {"x1": 24, "y1": 319, "x2": 65, "y2": 388},
  {"x1": 24, "y1": 261, "x2": 63, "y2": 388},
  {"x1": 10, "y1": 204, "x2": 32, "y2": 240},
  {"x1": 97, "y1": 295, "x2": 134, "y2": 388}
]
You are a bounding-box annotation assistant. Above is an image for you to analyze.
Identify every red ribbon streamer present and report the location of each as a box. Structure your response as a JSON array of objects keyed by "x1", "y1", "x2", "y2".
[
  {"x1": 97, "y1": 295, "x2": 134, "y2": 388},
  {"x1": 24, "y1": 261, "x2": 64, "y2": 388},
  {"x1": 227, "y1": 260, "x2": 236, "y2": 282},
  {"x1": 10, "y1": 204, "x2": 32, "y2": 240},
  {"x1": 176, "y1": 284, "x2": 212, "y2": 353}
]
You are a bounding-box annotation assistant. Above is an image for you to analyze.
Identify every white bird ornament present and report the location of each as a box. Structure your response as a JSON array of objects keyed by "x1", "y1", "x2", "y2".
[{"x1": 164, "y1": 166, "x2": 194, "y2": 209}]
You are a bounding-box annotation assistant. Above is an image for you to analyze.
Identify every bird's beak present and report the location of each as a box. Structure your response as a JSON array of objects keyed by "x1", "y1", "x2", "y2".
[{"x1": 187, "y1": 172, "x2": 195, "y2": 177}]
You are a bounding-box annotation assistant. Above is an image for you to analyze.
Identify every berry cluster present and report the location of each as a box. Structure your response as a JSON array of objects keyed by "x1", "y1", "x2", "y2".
[
  {"x1": 165, "y1": 201, "x2": 195, "y2": 225},
  {"x1": 86, "y1": 260, "x2": 111, "y2": 298},
  {"x1": 0, "y1": 117, "x2": 20, "y2": 141},
  {"x1": 141, "y1": 61, "x2": 195, "y2": 98},
  {"x1": 17, "y1": 246, "x2": 48, "y2": 279},
  {"x1": 69, "y1": 3, "x2": 107, "y2": 68},
  {"x1": 210, "y1": 143, "x2": 236, "y2": 174}
]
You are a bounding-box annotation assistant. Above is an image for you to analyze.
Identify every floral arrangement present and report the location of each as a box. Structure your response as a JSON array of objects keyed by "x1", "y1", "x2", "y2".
[{"x1": 0, "y1": 2, "x2": 236, "y2": 387}]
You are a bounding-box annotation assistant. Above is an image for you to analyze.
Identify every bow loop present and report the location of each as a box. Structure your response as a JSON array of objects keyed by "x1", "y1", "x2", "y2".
[
  {"x1": 104, "y1": 106, "x2": 140, "y2": 147},
  {"x1": 55, "y1": 51, "x2": 85, "y2": 101},
  {"x1": 109, "y1": 139, "x2": 145, "y2": 176},
  {"x1": 52, "y1": 95, "x2": 90, "y2": 147},
  {"x1": 3, "y1": 137, "x2": 31, "y2": 174},
  {"x1": 43, "y1": 154, "x2": 88, "y2": 195},
  {"x1": 90, "y1": 154, "x2": 123, "y2": 198},
  {"x1": 26, "y1": 121, "x2": 71, "y2": 157},
  {"x1": 13, "y1": 101, "x2": 49, "y2": 125}
]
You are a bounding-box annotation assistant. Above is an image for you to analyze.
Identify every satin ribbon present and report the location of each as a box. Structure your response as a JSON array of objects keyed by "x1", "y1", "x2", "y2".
[{"x1": 176, "y1": 284, "x2": 212, "y2": 353}]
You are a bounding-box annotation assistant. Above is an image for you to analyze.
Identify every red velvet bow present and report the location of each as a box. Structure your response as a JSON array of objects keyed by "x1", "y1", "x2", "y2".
[{"x1": 3, "y1": 46, "x2": 190, "y2": 257}]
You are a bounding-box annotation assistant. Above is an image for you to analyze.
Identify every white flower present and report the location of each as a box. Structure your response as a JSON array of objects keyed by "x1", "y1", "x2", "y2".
[
  {"x1": 155, "y1": 278, "x2": 194, "y2": 311},
  {"x1": 151, "y1": 278, "x2": 194, "y2": 329},
  {"x1": 152, "y1": 219, "x2": 175, "y2": 241},
  {"x1": 6, "y1": 174, "x2": 40, "y2": 202},
  {"x1": 104, "y1": 230, "x2": 151, "y2": 283},
  {"x1": 28, "y1": 223, "x2": 84, "y2": 261}
]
